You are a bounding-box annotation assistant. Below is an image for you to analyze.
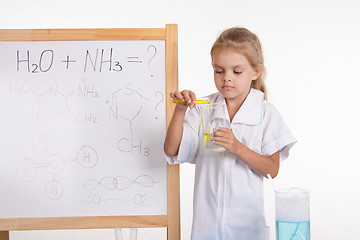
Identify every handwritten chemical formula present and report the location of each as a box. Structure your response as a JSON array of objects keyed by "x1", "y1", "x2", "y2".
[{"x1": 0, "y1": 40, "x2": 168, "y2": 218}]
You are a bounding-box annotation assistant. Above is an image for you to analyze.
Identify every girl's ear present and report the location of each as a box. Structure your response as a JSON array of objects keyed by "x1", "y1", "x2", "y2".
[{"x1": 252, "y1": 65, "x2": 263, "y2": 80}]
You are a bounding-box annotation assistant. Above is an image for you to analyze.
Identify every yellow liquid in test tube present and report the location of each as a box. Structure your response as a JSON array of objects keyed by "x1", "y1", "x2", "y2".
[
  {"x1": 172, "y1": 99, "x2": 211, "y2": 146},
  {"x1": 203, "y1": 133, "x2": 212, "y2": 146}
]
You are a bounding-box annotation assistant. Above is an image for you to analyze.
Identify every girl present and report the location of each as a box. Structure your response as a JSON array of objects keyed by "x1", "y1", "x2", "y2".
[{"x1": 164, "y1": 27, "x2": 296, "y2": 240}]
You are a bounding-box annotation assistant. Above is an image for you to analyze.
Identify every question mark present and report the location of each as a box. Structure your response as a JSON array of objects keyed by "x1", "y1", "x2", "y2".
[
  {"x1": 147, "y1": 45, "x2": 157, "y2": 77},
  {"x1": 154, "y1": 91, "x2": 164, "y2": 119}
]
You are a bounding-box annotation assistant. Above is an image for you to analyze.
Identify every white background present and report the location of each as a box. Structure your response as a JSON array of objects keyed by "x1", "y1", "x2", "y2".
[{"x1": 1, "y1": 0, "x2": 360, "y2": 239}]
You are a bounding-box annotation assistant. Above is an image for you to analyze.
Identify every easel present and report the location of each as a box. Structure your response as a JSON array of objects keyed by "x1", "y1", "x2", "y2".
[
  {"x1": 0, "y1": 24, "x2": 180, "y2": 240},
  {"x1": 0, "y1": 228, "x2": 139, "y2": 240},
  {"x1": 0, "y1": 232, "x2": 8, "y2": 240}
]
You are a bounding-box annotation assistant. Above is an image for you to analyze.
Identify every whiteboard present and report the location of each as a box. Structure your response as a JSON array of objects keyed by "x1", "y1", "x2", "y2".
[{"x1": 0, "y1": 40, "x2": 167, "y2": 218}]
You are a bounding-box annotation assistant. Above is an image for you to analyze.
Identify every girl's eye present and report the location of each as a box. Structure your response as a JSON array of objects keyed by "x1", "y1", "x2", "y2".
[
  {"x1": 234, "y1": 71, "x2": 242, "y2": 74},
  {"x1": 214, "y1": 70, "x2": 223, "y2": 74}
]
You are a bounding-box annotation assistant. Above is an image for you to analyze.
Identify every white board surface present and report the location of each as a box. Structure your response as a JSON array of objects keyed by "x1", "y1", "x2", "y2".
[{"x1": 0, "y1": 40, "x2": 167, "y2": 218}]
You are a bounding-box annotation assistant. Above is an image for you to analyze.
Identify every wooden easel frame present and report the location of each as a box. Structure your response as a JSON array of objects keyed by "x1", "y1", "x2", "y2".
[{"x1": 0, "y1": 24, "x2": 180, "y2": 240}]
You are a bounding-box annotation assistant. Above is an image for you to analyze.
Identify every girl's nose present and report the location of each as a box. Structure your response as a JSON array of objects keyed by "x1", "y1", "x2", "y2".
[
  {"x1": 222, "y1": 70, "x2": 232, "y2": 82},
  {"x1": 223, "y1": 76, "x2": 231, "y2": 82},
  {"x1": 223, "y1": 71, "x2": 232, "y2": 82}
]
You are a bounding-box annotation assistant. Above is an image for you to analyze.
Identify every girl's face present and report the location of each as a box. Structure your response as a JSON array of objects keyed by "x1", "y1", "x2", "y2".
[{"x1": 212, "y1": 48, "x2": 260, "y2": 103}]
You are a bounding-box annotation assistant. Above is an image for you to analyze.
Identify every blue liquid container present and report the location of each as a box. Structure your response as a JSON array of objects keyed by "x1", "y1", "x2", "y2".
[
  {"x1": 275, "y1": 188, "x2": 310, "y2": 240},
  {"x1": 276, "y1": 220, "x2": 310, "y2": 240}
]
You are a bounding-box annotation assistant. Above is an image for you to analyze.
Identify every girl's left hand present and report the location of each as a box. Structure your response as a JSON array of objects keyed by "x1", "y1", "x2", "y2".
[{"x1": 211, "y1": 127, "x2": 238, "y2": 153}]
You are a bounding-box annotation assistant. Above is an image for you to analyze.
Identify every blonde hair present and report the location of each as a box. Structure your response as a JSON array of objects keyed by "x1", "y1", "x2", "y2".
[{"x1": 211, "y1": 27, "x2": 268, "y2": 100}]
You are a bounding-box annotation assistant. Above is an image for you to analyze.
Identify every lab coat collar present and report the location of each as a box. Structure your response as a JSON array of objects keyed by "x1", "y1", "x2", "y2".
[{"x1": 230, "y1": 88, "x2": 264, "y2": 125}]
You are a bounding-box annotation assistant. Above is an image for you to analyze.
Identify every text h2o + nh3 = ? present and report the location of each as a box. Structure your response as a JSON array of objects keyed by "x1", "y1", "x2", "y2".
[{"x1": 16, "y1": 48, "x2": 123, "y2": 73}]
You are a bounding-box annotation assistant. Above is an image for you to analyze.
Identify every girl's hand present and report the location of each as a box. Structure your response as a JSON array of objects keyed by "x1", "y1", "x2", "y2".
[
  {"x1": 211, "y1": 127, "x2": 238, "y2": 153},
  {"x1": 170, "y1": 90, "x2": 197, "y2": 110}
]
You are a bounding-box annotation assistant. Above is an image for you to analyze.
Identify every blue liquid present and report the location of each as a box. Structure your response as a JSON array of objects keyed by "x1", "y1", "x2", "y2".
[{"x1": 276, "y1": 220, "x2": 310, "y2": 240}]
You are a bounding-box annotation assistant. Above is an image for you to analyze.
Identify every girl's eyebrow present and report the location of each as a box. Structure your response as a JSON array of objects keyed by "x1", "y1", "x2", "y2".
[
  {"x1": 212, "y1": 64, "x2": 245, "y2": 68},
  {"x1": 212, "y1": 64, "x2": 222, "y2": 68},
  {"x1": 233, "y1": 65, "x2": 245, "y2": 69}
]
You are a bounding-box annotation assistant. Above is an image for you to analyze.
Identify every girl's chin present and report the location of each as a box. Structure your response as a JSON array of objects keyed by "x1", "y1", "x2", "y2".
[
  {"x1": 218, "y1": 87, "x2": 231, "y2": 93},
  {"x1": 219, "y1": 92, "x2": 234, "y2": 99}
]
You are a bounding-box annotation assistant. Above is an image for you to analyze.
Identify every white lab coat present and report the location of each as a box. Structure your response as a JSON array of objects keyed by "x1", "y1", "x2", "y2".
[{"x1": 166, "y1": 89, "x2": 297, "y2": 240}]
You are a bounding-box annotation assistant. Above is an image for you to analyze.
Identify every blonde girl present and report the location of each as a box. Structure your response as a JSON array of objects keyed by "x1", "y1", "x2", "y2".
[{"x1": 164, "y1": 27, "x2": 296, "y2": 240}]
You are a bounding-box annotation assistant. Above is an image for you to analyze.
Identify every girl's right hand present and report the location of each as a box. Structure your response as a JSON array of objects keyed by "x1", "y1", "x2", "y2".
[{"x1": 170, "y1": 90, "x2": 197, "y2": 110}]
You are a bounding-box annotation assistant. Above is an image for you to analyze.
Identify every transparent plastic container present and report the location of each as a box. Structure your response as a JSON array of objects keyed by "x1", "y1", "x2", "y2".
[
  {"x1": 198, "y1": 102, "x2": 229, "y2": 152},
  {"x1": 275, "y1": 187, "x2": 310, "y2": 240}
]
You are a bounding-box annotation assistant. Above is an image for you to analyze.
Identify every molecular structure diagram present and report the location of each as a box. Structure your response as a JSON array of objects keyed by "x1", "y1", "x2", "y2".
[
  {"x1": 16, "y1": 134, "x2": 98, "y2": 200},
  {"x1": 9, "y1": 77, "x2": 107, "y2": 124}
]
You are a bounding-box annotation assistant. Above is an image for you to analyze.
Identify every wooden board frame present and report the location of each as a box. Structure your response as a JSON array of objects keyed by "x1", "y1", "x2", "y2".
[{"x1": 0, "y1": 24, "x2": 180, "y2": 240}]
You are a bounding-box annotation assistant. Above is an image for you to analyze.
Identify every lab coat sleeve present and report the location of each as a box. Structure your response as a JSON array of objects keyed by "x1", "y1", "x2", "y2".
[
  {"x1": 261, "y1": 102, "x2": 297, "y2": 161},
  {"x1": 164, "y1": 108, "x2": 200, "y2": 165}
]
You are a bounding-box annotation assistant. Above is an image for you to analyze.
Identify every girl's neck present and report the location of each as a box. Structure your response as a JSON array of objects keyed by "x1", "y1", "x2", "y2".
[{"x1": 225, "y1": 91, "x2": 250, "y2": 122}]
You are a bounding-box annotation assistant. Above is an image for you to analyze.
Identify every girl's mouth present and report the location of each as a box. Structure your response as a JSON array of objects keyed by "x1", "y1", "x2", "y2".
[{"x1": 222, "y1": 85, "x2": 233, "y2": 90}]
